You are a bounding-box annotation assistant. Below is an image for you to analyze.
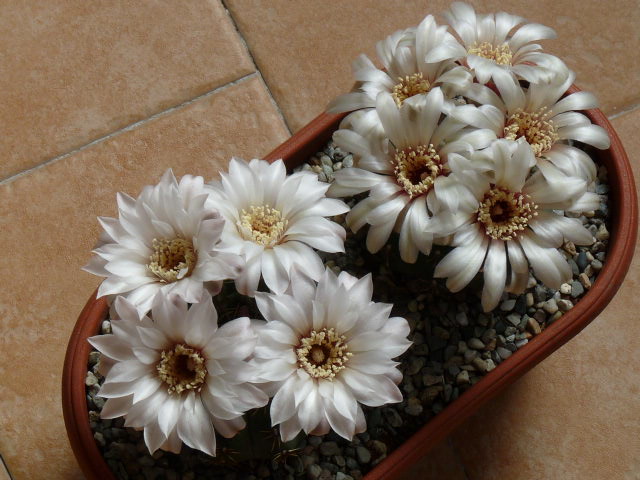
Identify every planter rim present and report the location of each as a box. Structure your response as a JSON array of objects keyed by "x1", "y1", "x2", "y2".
[{"x1": 62, "y1": 85, "x2": 637, "y2": 480}]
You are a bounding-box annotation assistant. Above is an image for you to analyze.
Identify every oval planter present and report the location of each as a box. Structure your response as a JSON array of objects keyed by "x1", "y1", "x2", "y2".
[{"x1": 62, "y1": 85, "x2": 637, "y2": 480}]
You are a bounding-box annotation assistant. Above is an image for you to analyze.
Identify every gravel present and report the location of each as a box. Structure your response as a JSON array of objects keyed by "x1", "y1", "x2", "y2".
[{"x1": 87, "y1": 142, "x2": 610, "y2": 480}]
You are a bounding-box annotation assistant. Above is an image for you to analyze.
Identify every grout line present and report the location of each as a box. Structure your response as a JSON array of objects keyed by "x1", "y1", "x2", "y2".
[
  {"x1": 608, "y1": 101, "x2": 640, "y2": 120},
  {"x1": 0, "y1": 72, "x2": 258, "y2": 186},
  {"x1": 0, "y1": 453, "x2": 14, "y2": 480},
  {"x1": 220, "y1": 0, "x2": 293, "y2": 136}
]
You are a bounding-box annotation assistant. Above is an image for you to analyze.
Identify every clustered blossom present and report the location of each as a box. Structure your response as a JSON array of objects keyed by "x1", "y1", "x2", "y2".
[
  {"x1": 204, "y1": 158, "x2": 349, "y2": 296},
  {"x1": 328, "y1": 1, "x2": 610, "y2": 311},
  {"x1": 89, "y1": 295, "x2": 268, "y2": 456},
  {"x1": 82, "y1": 169, "x2": 245, "y2": 317},
  {"x1": 82, "y1": 1, "x2": 611, "y2": 460},
  {"x1": 252, "y1": 268, "x2": 411, "y2": 441}
]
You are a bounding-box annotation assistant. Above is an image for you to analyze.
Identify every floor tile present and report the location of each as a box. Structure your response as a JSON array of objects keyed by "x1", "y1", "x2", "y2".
[
  {"x1": 449, "y1": 108, "x2": 640, "y2": 479},
  {"x1": 226, "y1": 0, "x2": 639, "y2": 131},
  {"x1": 0, "y1": 75, "x2": 288, "y2": 479},
  {"x1": 0, "y1": 0, "x2": 254, "y2": 179}
]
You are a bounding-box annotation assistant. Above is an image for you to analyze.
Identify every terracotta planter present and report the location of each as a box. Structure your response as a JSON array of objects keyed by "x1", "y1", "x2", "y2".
[{"x1": 62, "y1": 86, "x2": 637, "y2": 480}]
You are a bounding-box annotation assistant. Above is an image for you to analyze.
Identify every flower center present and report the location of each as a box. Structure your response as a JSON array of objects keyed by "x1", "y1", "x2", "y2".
[
  {"x1": 468, "y1": 41, "x2": 513, "y2": 65},
  {"x1": 394, "y1": 144, "x2": 448, "y2": 198},
  {"x1": 503, "y1": 107, "x2": 559, "y2": 156},
  {"x1": 296, "y1": 328, "x2": 352, "y2": 381},
  {"x1": 391, "y1": 72, "x2": 431, "y2": 107},
  {"x1": 148, "y1": 238, "x2": 197, "y2": 283},
  {"x1": 157, "y1": 344, "x2": 207, "y2": 395},
  {"x1": 239, "y1": 205, "x2": 288, "y2": 247},
  {"x1": 476, "y1": 186, "x2": 538, "y2": 240}
]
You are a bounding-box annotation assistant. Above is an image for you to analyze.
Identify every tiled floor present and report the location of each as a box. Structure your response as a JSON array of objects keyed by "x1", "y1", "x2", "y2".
[{"x1": 0, "y1": 1, "x2": 637, "y2": 479}]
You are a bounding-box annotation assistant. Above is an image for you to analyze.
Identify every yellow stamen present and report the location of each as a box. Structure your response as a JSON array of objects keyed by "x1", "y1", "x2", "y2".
[
  {"x1": 239, "y1": 205, "x2": 288, "y2": 247},
  {"x1": 468, "y1": 41, "x2": 513, "y2": 65},
  {"x1": 157, "y1": 344, "x2": 207, "y2": 395},
  {"x1": 394, "y1": 144, "x2": 448, "y2": 198},
  {"x1": 296, "y1": 328, "x2": 352, "y2": 381},
  {"x1": 391, "y1": 73, "x2": 431, "y2": 107},
  {"x1": 504, "y1": 107, "x2": 559, "y2": 156},
  {"x1": 477, "y1": 186, "x2": 538, "y2": 240},
  {"x1": 148, "y1": 238, "x2": 197, "y2": 283}
]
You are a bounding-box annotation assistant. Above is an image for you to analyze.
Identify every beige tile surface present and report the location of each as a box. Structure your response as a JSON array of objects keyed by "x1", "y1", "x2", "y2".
[
  {"x1": 448, "y1": 108, "x2": 640, "y2": 480},
  {"x1": 226, "y1": 0, "x2": 639, "y2": 131},
  {"x1": 0, "y1": 75, "x2": 289, "y2": 480},
  {"x1": 0, "y1": 0, "x2": 254, "y2": 179}
]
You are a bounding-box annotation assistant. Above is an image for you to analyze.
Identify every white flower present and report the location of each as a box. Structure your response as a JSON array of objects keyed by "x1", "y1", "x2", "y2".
[
  {"x1": 89, "y1": 294, "x2": 268, "y2": 456},
  {"x1": 428, "y1": 2, "x2": 564, "y2": 84},
  {"x1": 252, "y1": 268, "x2": 411, "y2": 442},
  {"x1": 451, "y1": 68, "x2": 610, "y2": 182},
  {"x1": 327, "y1": 15, "x2": 471, "y2": 118},
  {"x1": 83, "y1": 169, "x2": 244, "y2": 317},
  {"x1": 432, "y1": 139, "x2": 596, "y2": 311},
  {"x1": 206, "y1": 158, "x2": 349, "y2": 296},
  {"x1": 329, "y1": 87, "x2": 496, "y2": 262}
]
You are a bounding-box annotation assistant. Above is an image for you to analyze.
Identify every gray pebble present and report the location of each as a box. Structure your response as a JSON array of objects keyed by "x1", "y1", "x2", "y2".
[
  {"x1": 422, "y1": 374, "x2": 442, "y2": 386},
  {"x1": 94, "y1": 431, "x2": 106, "y2": 447},
  {"x1": 525, "y1": 293, "x2": 534, "y2": 307},
  {"x1": 557, "y1": 299, "x2": 573, "y2": 312},
  {"x1": 570, "y1": 280, "x2": 585, "y2": 298},
  {"x1": 463, "y1": 349, "x2": 478, "y2": 363},
  {"x1": 568, "y1": 259, "x2": 580, "y2": 276},
  {"x1": 577, "y1": 252, "x2": 589, "y2": 271},
  {"x1": 406, "y1": 356, "x2": 425, "y2": 375},
  {"x1": 542, "y1": 299, "x2": 558, "y2": 314},
  {"x1": 322, "y1": 164, "x2": 334, "y2": 181},
  {"x1": 579, "y1": 273, "x2": 592, "y2": 289},
  {"x1": 534, "y1": 285, "x2": 547, "y2": 303},
  {"x1": 356, "y1": 446, "x2": 371, "y2": 464},
  {"x1": 471, "y1": 357, "x2": 488, "y2": 373},
  {"x1": 89, "y1": 351, "x2": 101, "y2": 366},
  {"x1": 526, "y1": 317, "x2": 541, "y2": 335},
  {"x1": 506, "y1": 314, "x2": 521, "y2": 326},
  {"x1": 307, "y1": 464, "x2": 322, "y2": 479},
  {"x1": 405, "y1": 397, "x2": 423, "y2": 416},
  {"x1": 500, "y1": 299, "x2": 516, "y2": 311},
  {"x1": 336, "y1": 473, "x2": 354, "y2": 480},
  {"x1": 382, "y1": 408, "x2": 403, "y2": 428},
  {"x1": 496, "y1": 347, "x2": 512, "y2": 360},
  {"x1": 456, "y1": 370, "x2": 470, "y2": 385},
  {"x1": 308, "y1": 436, "x2": 322, "y2": 447},
  {"x1": 319, "y1": 441, "x2": 340, "y2": 457},
  {"x1": 595, "y1": 224, "x2": 609, "y2": 241},
  {"x1": 455, "y1": 312, "x2": 469, "y2": 326},
  {"x1": 467, "y1": 338, "x2": 485, "y2": 350},
  {"x1": 85, "y1": 371, "x2": 99, "y2": 386}
]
